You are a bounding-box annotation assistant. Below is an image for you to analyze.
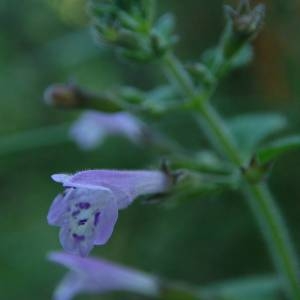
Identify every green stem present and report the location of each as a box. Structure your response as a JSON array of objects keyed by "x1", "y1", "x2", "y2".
[
  {"x1": 0, "y1": 122, "x2": 184, "y2": 158},
  {"x1": 147, "y1": 0, "x2": 157, "y2": 27},
  {"x1": 163, "y1": 53, "x2": 300, "y2": 300},
  {"x1": 202, "y1": 275, "x2": 279, "y2": 299},
  {"x1": 164, "y1": 53, "x2": 195, "y2": 100},
  {"x1": 245, "y1": 184, "x2": 300, "y2": 298},
  {"x1": 0, "y1": 124, "x2": 70, "y2": 157},
  {"x1": 161, "y1": 274, "x2": 281, "y2": 300}
]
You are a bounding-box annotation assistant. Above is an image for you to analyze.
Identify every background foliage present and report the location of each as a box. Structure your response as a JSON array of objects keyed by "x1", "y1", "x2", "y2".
[{"x1": 0, "y1": 0, "x2": 300, "y2": 299}]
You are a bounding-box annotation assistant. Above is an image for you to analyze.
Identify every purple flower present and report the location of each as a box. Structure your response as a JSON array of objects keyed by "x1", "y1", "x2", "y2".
[
  {"x1": 47, "y1": 170, "x2": 171, "y2": 256},
  {"x1": 48, "y1": 252, "x2": 159, "y2": 300},
  {"x1": 70, "y1": 111, "x2": 145, "y2": 150}
]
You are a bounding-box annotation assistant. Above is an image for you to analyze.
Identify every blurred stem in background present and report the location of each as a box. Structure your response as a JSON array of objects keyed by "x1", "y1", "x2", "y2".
[
  {"x1": 163, "y1": 51, "x2": 300, "y2": 300},
  {"x1": 0, "y1": 121, "x2": 184, "y2": 158},
  {"x1": 0, "y1": 124, "x2": 70, "y2": 157}
]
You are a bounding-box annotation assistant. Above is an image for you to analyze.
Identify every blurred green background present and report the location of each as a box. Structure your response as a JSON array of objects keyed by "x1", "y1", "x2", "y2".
[{"x1": 0, "y1": 0, "x2": 300, "y2": 299}]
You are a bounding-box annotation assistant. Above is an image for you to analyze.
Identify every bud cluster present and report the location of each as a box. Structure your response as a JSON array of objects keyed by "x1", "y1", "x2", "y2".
[
  {"x1": 189, "y1": 0, "x2": 266, "y2": 85},
  {"x1": 225, "y1": 0, "x2": 265, "y2": 40},
  {"x1": 90, "y1": 0, "x2": 177, "y2": 62},
  {"x1": 222, "y1": 0, "x2": 265, "y2": 60}
]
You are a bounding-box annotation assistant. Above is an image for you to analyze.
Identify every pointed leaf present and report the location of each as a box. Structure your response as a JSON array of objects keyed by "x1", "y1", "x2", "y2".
[
  {"x1": 228, "y1": 113, "x2": 287, "y2": 153},
  {"x1": 154, "y1": 13, "x2": 176, "y2": 37},
  {"x1": 172, "y1": 150, "x2": 232, "y2": 175},
  {"x1": 230, "y1": 44, "x2": 253, "y2": 69},
  {"x1": 256, "y1": 135, "x2": 300, "y2": 164}
]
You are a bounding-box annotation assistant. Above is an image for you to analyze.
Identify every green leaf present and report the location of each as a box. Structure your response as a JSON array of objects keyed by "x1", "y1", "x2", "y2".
[
  {"x1": 202, "y1": 276, "x2": 281, "y2": 300},
  {"x1": 154, "y1": 13, "x2": 176, "y2": 37},
  {"x1": 256, "y1": 135, "x2": 300, "y2": 164},
  {"x1": 228, "y1": 113, "x2": 287, "y2": 153},
  {"x1": 142, "y1": 85, "x2": 181, "y2": 114},
  {"x1": 230, "y1": 44, "x2": 253, "y2": 69}
]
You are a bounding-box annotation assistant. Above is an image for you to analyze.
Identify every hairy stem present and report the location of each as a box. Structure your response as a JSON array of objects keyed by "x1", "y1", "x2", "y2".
[{"x1": 163, "y1": 52, "x2": 300, "y2": 300}]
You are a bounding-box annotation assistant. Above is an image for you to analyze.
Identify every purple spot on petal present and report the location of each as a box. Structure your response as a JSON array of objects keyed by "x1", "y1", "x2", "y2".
[
  {"x1": 78, "y1": 219, "x2": 88, "y2": 226},
  {"x1": 72, "y1": 210, "x2": 80, "y2": 217},
  {"x1": 94, "y1": 212, "x2": 101, "y2": 226},
  {"x1": 76, "y1": 202, "x2": 91, "y2": 209},
  {"x1": 72, "y1": 233, "x2": 85, "y2": 241}
]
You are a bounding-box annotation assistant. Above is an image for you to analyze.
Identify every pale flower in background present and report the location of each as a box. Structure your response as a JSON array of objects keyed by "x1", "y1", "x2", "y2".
[
  {"x1": 49, "y1": 251, "x2": 159, "y2": 300},
  {"x1": 70, "y1": 111, "x2": 145, "y2": 150}
]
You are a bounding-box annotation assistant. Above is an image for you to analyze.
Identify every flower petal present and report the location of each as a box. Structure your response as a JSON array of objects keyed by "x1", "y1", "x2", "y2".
[
  {"x1": 62, "y1": 170, "x2": 171, "y2": 209},
  {"x1": 52, "y1": 174, "x2": 72, "y2": 184},
  {"x1": 69, "y1": 111, "x2": 144, "y2": 150},
  {"x1": 59, "y1": 225, "x2": 94, "y2": 257},
  {"x1": 49, "y1": 252, "x2": 159, "y2": 299},
  {"x1": 110, "y1": 112, "x2": 144, "y2": 143},
  {"x1": 47, "y1": 191, "x2": 70, "y2": 226},
  {"x1": 70, "y1": 112, "x2": 106, "y2": 150},
  {"x1": 57, "y1": 187, "x2": 115, "y2": 256},
  {"x1": 93, "y1": 198, "x2": 118, "y2": 245},
  {"x1": 53, "y1": 272, "x2": 83, "y2": 300}
]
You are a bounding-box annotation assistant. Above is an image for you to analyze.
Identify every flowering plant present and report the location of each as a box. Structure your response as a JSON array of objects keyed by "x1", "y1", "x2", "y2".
[{"x1": 43, "y1": 0, "x2": 300, "y2": 299}]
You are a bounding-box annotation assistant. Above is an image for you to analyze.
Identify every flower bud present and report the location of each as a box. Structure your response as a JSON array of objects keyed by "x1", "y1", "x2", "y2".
[
  {"x1": 222, "y1": 1, "x2": 265, "y2": 61},
  {"x1": 89, "y1": 1, "x2": 176, "y2": 62},
  {"x1": 225, "y1": 1, "x2": 265, "y2": 40},
  {"x1": 44, "y1": 83, "x2": 123, "y2": 112},
  {"x1": 44, "y1": 83, "x2": 86, "y2": 109}
]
